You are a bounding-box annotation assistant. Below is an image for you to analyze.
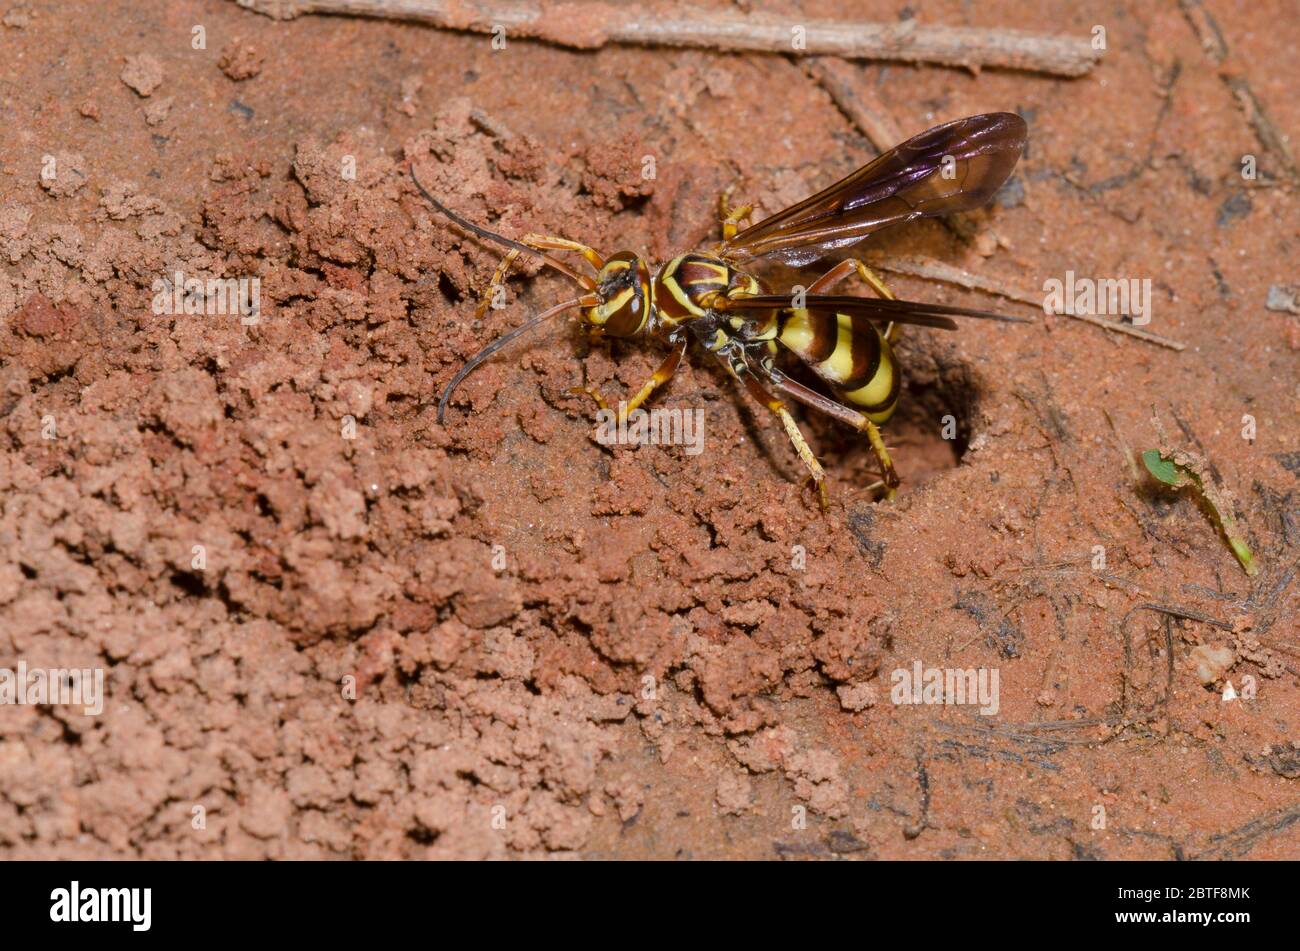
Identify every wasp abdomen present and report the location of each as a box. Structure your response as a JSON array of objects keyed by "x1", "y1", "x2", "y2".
[{"x1": 778, "y1": 309, "x2": 899, "y2": 423}]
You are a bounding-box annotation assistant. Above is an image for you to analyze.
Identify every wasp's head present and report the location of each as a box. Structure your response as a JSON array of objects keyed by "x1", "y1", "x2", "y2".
[{"x1": 583, "y1": 252, "x2": 651, "y2": 338}]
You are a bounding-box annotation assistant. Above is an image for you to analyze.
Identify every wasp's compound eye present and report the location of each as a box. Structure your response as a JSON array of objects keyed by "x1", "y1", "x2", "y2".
[{"x1": 589, "y1": 253, "x2": 649, "y2": 338}]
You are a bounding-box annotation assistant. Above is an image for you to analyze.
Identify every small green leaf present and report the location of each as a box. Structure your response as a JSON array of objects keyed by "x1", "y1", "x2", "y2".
[
  {"x1": 1140, "y1": 448, "x2": 1259, "y2": 577},
  {"x1": 1230, "y1": 538, "x2": 1260, "y2": 577},
  {"x1": 1141, "y1": 449, "x2": 1185, "y2": 486}
]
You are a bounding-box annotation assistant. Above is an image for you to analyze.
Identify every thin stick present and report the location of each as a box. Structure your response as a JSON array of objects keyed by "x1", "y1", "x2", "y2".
[
  {"x1": 1062, "y1": 311, "x2": 1186, "y2": 352},
  {"x1": 1176, "y1": 0, "x2": 1228, "y2": 64},
  {"x1": 804, "y1": 58, "x2": 902, "y2": 155},
  {"x1": 234, "y1": 0, "x2": 1103, "y2": 76},
  {"x1": 1005, "y1": 560, "x2": 1087, "y2": 572},
  {"x1": 1223, "y1": 76, "x2": 1300, "y2": 188},
  {"x1": 1104, "y1": 408, "x2": 1139, "y2": 481},
  {"x1": 1141, "y1": 602, "x2": 1234, "y2": 631},
  {"x1": 864, "y1": 253, "x2": 1188, "y2": 352},
  {"x1": 865, "y1": 252, "x2": 1040, "y2": 306},
  {"x1": 1177, "y1": 0, "x2": 1299, "y2": 187},
  {"x1": 992, "y1": 717, "x2": 1115, "y2": 732}
]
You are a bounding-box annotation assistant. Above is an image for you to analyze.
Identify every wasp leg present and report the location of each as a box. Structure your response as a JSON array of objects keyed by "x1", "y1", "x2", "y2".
[
  {"x1": 477, "y1": 234, "x2": 607, "y2": 319},
  {"x1": 756, "y1": 359, "x2": 899, "y2": 501},
  {"x1": 807, "y1": 258, "x2": 896, "y2": 299},
  {"x1": 567, "y1": 385, "x2": 610, "y2": 412},
  {"x1": 806, "y1": 257, "x2": 904, "y2": 344},
  {"x1": 569, "y1": 335, "x2": 688, "y2": 423},
  {"x1": 718, "y1": 186, "x2": 755, "y2": 242},
  {"x1": 718, "y1": 352, "x2": 830, "y2": 511},
  {"x1": 776, "y1": 406, "x2": 831, "y2": 512}
]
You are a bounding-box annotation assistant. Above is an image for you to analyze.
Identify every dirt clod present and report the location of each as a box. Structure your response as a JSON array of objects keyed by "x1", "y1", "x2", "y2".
[
  {"x1": 218, "y1": 39, "x2": 265, "y2": 81},
  {"x1": 120, "y1": 53, "x2": 163, "y2": 97}
]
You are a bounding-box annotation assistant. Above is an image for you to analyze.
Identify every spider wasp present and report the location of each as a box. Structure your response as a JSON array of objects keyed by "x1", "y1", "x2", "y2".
[{"x1": 412, "y1": 112, "x2": 1028, "y2": 506}]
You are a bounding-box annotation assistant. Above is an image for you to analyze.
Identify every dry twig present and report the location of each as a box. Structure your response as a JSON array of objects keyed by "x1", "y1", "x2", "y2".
[
  {"x1": 864, "y1": 253, "x2": 1188, "y2": 352},
  {"x1": 803, "y1": 58, "x2": 902, "y2": 154},
  {"x1": 234, "y1": 0, "x2": 1102, "y2": 76},
  {"x1": 1178, "y1": 0, "x2": 1299, "y2": 187}
]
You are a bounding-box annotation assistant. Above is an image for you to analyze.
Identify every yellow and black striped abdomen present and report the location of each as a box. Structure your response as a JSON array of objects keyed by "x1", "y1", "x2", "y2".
[{"x1": 778, "y1": 310, "x2": 899, "y2": 423}]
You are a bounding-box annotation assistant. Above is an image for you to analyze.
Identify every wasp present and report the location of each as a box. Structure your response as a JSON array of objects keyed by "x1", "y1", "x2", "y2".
[{"x1": 412, "y1": 112, "x2": 1028, "y2": 506}]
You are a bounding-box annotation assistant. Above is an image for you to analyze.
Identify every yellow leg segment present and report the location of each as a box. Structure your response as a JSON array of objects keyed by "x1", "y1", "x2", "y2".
[
  {"x1": 477, "y1": 233, "x2": 606, "y2": 319},
  {"x1": 718, "y1": 186, "x2": 754, "y2": 242},
  {"x1": 760, "y1": 361, "x2": 899, "y2": 501},
  {"x1": 724, "y1": 354, "x2": 831, "y2": 511},
  {"x1": 807, "y1": 257, "x2": 902, "y2": 343},
  {"x1": 863, "y1": 420, "x2": 897, "y2": 502},
  {"x1": 569, "y1": 336, "x2": 688, "y2": 423},
  {"x1": 775, "y1": 405, "x2": 830, "y2": 512}
]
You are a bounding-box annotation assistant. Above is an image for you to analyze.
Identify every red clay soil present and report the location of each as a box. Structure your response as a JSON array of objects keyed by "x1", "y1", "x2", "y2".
[{"x1": 0, "y1": 0, "x2": 1297, "y2": 859}]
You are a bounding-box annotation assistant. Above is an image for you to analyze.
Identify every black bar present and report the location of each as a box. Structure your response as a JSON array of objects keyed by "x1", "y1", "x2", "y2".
[{"x1": 1, "y1": 859, "x2": 1283, "y2": 937}]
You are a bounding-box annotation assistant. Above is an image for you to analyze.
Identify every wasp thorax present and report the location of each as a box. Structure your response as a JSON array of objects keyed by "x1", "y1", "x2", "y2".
[{"x1": 584, "y1": 251, "x2": 651, "y2": 338}]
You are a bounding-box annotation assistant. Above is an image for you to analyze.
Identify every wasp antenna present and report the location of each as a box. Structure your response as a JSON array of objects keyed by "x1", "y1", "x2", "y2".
[
  {"x1": 437, "y1": 296, "x2": 595, "y2": 424},
  {"x1": 408, "y1": 160, "x2": 595, "y2": 291}
]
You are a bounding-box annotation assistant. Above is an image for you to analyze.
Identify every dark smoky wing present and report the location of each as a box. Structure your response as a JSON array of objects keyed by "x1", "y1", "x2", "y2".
[
  {"x1": 722, "y1": 113, "x2": 1027, "y2": 268},
  {"x1": 720, "y1": 293, "x2": 1031, "y2": 331}
]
